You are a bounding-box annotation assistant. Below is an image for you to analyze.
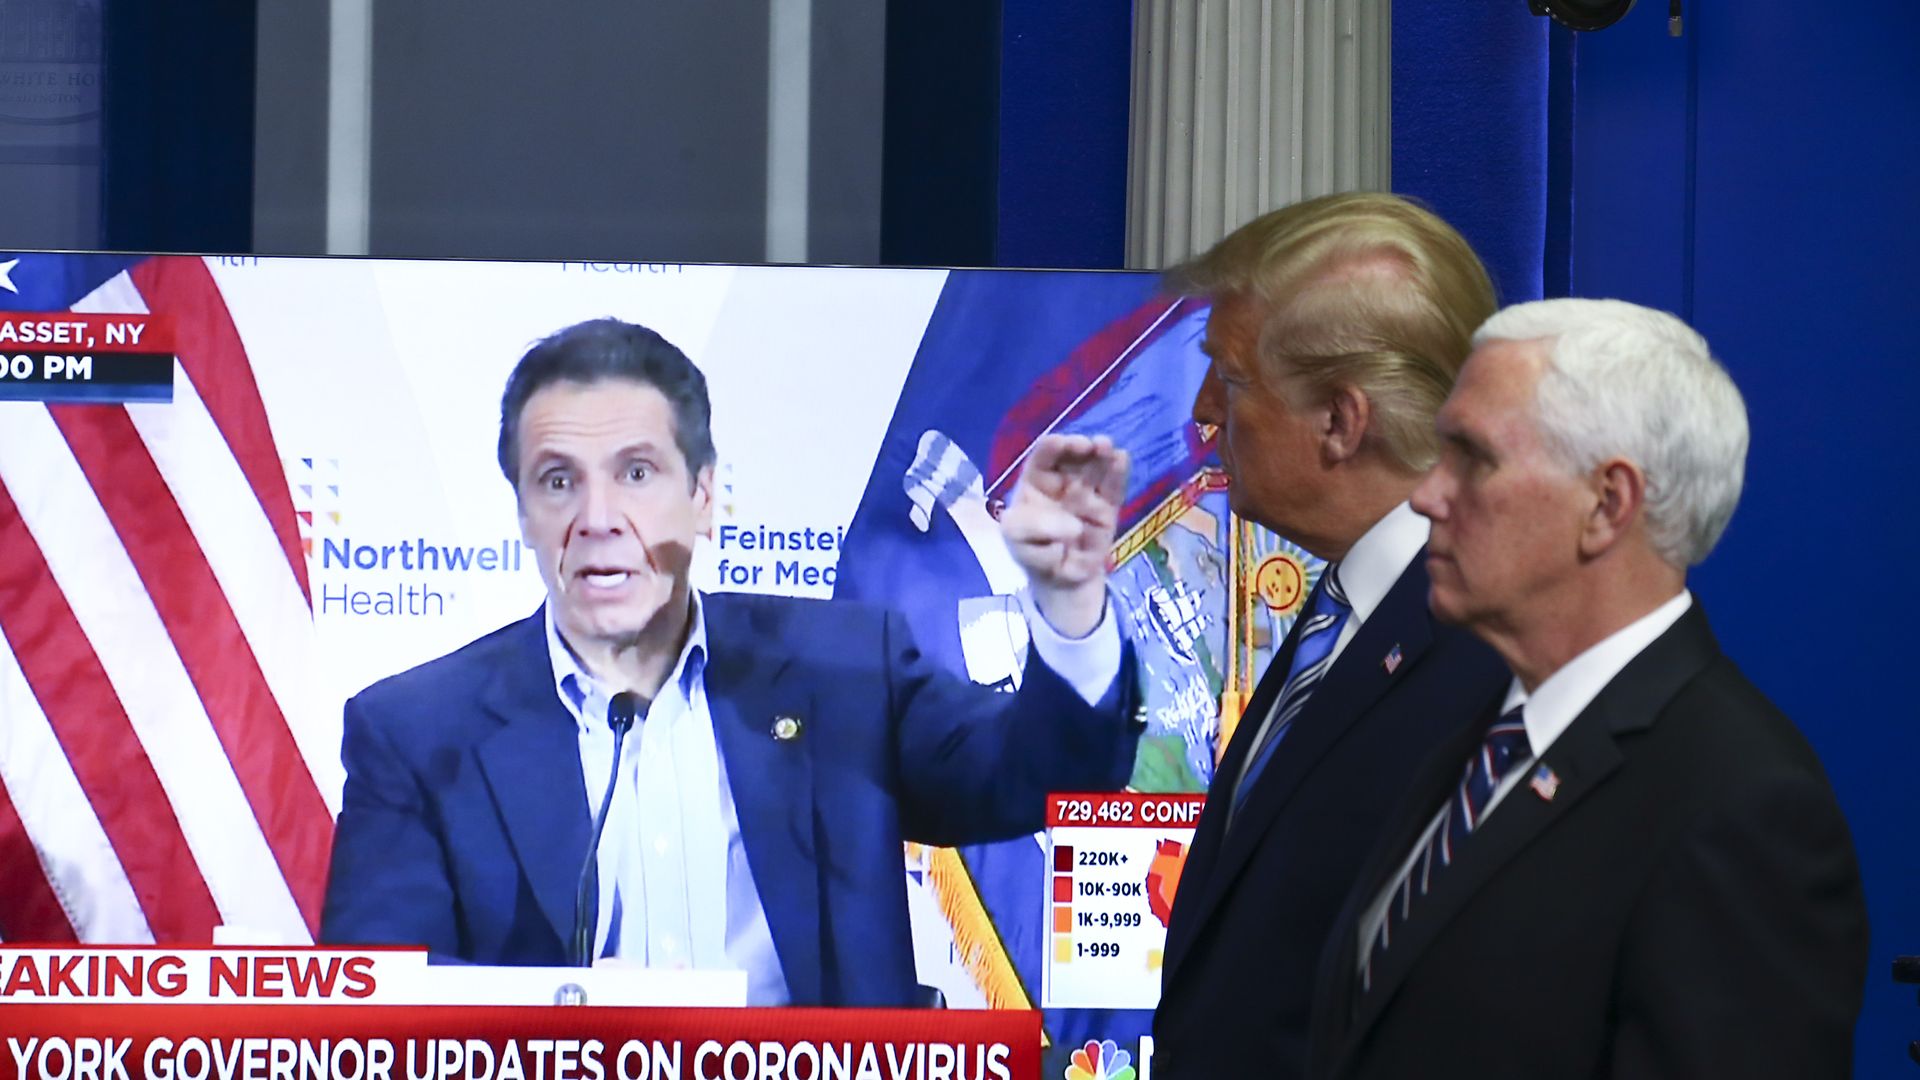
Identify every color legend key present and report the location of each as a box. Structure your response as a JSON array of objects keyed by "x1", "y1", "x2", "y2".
[{"x1": 1042, "y1": 792, "x2": 1205, "y2": 1009}]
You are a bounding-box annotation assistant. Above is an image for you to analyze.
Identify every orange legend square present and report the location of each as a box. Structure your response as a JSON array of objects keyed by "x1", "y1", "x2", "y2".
[{"x1": 1053, "y1": 905, "x2": 1074, "y2": 933}]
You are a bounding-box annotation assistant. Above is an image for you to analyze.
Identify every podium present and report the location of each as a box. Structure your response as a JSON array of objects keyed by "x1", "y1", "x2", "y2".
[{"x1": 398, "y1": 963, "x2": 746, "y2": 1007}]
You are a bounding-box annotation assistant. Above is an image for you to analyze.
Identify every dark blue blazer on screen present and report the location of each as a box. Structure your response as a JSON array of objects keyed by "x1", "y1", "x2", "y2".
[
  {"x1": 319, "y1": 592, "x2": 1141, "y2": 1006},
  {"x1": 1150, "y1": 552, "x2": 1507, "y2": 1079}
]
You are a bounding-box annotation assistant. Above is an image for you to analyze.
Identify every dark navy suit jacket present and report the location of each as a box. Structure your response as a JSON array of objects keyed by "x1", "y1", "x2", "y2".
[
  {"x1": 1306, "y1": 605, "x2": 1868, "y2": 1079},
  {"x1": 1151, "y1": 553, "x2": 1507, "y2": 1079},
  {"x1": 319, "y1": 592, "x2": 1141, "y2": 1006}
]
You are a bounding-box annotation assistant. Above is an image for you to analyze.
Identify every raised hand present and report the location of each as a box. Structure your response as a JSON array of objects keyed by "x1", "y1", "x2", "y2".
[{"x1": 999, "y1": 434, "x2": 1130, "y2": 637}]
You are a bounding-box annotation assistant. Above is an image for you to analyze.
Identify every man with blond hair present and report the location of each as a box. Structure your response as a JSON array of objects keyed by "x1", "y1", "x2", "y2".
[
  {"x1": 1151, "y1": 193, "x2": 1509, "y2": 1079},
  {"x1": 1306, "y1": 299, "x2": 1867, "y2": 1078}
]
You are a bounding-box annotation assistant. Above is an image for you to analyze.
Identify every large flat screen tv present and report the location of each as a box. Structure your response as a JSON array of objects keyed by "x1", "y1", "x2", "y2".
[{"x1": 0, "y1": 253, "x2": 1320, "y2": 1074}]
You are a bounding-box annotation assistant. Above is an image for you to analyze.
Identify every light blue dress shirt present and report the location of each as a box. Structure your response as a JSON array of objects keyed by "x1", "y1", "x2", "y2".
[
  {"x1": 547, "y1": 596, "x2": 790, "y2": 1004},
  {"x1": 546, "y1": 589, "x2": 1121, "y2": 1006}
]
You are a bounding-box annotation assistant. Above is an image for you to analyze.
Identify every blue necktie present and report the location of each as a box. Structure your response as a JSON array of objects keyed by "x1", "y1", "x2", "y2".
[
  {"x1": 1362, "y1": 706, "x2": 1532, "y2": 992},
  {"x1": 1231, "y1": 565, "x2": 1352, "y2": 811}
]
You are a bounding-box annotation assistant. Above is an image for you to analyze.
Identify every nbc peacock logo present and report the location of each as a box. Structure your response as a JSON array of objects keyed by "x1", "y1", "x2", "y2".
[{"x1": 1065, "y1": 1040, "x2": 1136, "y2": 1080}]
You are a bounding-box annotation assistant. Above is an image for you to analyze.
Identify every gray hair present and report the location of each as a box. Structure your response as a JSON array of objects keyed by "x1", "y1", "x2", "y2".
[{"x1": 1474, "y1": 299, "x2": 1749, "y2": 568}]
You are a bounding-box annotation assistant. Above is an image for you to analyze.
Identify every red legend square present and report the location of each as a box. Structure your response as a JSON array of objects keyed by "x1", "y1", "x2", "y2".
[
  {"x1": 1053, "y1": 875, "x2": 1073, "y2": 902},
  {"x1": 1053, "y1": 845, "x2": 1074, "y2": 872}
]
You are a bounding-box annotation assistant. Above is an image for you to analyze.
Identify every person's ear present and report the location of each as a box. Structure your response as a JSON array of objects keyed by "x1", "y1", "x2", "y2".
[
  {"x1": 692, "y1": 464, "x2": 715, "y2": 537},
  {"x1": 1578, "y1": 458, "x2": 1646, "y2": 558},
  {"x1": 1322, "y1": 384, "x2": 1372, "y2": 465}
]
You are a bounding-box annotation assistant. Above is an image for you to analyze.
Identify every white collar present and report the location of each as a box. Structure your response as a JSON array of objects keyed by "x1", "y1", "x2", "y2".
[
  {"x1": 1335, "y1": 500, "x2": 1430, "y2": 623},
  {"x1": 1499, "y1": 590, "x2": 1695, "y2": 757},
  {"x1": 543, "y1": 592, "x2": 710, "y2": 733}
]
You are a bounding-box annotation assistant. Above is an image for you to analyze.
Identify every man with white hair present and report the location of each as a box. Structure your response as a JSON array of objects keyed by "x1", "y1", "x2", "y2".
[{"x1": 1306, "y1": 299, "x2": 1869, "y2": 1079}]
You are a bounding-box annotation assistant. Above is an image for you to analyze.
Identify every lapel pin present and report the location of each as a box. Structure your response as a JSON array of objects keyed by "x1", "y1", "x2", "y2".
[
  {"x1": 1381, "y1": 644, "x2": 1403, "y2": 675},
  {"x1": 772, "y1": 715, "x2": 803, "y2": 742},
  {"x1": 1529, "y1": 763, "x2": 1560, "y2": 802}
]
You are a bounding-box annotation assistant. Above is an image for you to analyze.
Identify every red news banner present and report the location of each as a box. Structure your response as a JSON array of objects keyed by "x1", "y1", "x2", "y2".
[
  {"x1": 0, "y1": 314, "x2": 173, "y2": 404},
  {"x1": 0, "y1": 949, "x2": 1038, "y2": 1080}
]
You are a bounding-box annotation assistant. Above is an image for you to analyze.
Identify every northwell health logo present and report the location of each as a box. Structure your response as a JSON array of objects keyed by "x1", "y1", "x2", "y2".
[
  {"x1": 310, "y1": 536, "x2": 530, "y2": 617},
  {"x1": 317, "y1": 537, "x2": 526, "y2": 574},
  {"x1": 290, "y1": 456, "x2": 530, "y2": 618}
]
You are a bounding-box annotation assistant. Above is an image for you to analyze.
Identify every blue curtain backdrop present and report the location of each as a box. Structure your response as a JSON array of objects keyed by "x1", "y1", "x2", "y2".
[
  {"x1": 1392, "y1": 1, "x2": 1552, "y2": 304},
  {"x1": 1566, "y1": 4, "x2": 1920, "y2": 1074}
]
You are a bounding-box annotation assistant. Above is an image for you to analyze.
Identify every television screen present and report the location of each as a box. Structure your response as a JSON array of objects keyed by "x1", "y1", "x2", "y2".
[{"x1": 0, "y1": 253, "x2": 1323, "y2": 1076}]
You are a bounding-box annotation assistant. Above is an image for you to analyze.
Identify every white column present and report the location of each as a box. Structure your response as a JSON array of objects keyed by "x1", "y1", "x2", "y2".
[
  {"x1": 325, "y1": 0, "x2": 373, "y2": 256},
  {"x1": 765, "y1": 0, "x2": 813, "y2": 264},
  {"x1": 1127, "y1": 0, "x2": 1391, "y2": 268}
]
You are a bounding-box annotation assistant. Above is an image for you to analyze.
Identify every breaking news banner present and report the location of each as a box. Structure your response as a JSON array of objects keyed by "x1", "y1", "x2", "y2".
[
  {"x1": 1039, "y1": 795, "x2": 1204, "y2": 1012},
  {"x1": 0, "y1": 949, "x2": 1038, "y2": 1080},
  {"x1": 0, "y1": 314, "x2": 173, "y2": 404}
]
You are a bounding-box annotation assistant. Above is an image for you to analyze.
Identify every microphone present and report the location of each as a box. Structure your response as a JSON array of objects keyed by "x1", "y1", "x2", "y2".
[{"x1": 572, "y1": 690, "x2": 641, "y2": 967}]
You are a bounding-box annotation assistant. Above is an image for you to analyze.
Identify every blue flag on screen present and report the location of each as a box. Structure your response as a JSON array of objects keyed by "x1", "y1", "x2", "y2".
[
  {"x1": 837, "y1": 268, "x2": 1242, "y2": 1060},
  {"x1": 0, "y1": 254, "x2": 139, "y2": 312}
]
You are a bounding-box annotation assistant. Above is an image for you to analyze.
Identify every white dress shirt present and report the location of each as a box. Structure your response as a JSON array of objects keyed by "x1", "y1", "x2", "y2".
[
  {"x1": 1354, "y1": 589, "x2": 1695, "y2": 971},
  {"x1": 1231, "y1": 501, "x2": 1430, "y2": 794},
  {"x1": 548, "y1": 588, "x2": 1123, "y2": 1004}
]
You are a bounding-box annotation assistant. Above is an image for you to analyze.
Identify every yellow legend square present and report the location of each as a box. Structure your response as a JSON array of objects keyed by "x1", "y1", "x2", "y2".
[{"x1": 1054, "y1": 938, "x2": 1074, "y2": 964}]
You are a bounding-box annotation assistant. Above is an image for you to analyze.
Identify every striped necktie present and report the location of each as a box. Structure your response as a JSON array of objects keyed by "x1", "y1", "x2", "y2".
[
  {"x1": 1362, "y1": 707, "x2": 1532, "y2": 992},
  {"x1": 1231, "y1": 565, "x2": 1352, "y2": 812}
]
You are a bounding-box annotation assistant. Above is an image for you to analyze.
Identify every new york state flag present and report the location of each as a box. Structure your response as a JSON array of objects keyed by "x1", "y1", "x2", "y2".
[{"x1": 836, "y1": 269, "x2": 1321, "y2": 1066}]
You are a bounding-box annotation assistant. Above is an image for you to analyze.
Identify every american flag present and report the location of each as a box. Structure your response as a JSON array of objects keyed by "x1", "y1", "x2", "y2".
[
  {"x1": 0, "y1": 255, "x2": 336, "y2": 946},
  {"x1": 1529, "y1": 763, "x2": 1561, "y2": 803}
]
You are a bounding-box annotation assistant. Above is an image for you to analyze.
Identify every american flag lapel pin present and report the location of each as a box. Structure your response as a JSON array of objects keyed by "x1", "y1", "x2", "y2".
[
  {"x1": 1529, "y1": 763, "x2": 1561, "y2": 802},
  {"x1": 1381, "y1": 644, "x2": 1403, "y2": 675}
]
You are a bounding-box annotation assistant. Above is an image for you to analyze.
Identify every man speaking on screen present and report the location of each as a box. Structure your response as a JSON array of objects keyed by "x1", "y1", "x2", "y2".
[{"x1": 319, "y1": 318, "x2": 1143, "y2": 1006}]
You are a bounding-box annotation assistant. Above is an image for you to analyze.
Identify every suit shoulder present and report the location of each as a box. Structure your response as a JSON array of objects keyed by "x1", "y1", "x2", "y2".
[
  {"x1": 1604, "y1": 657, "x2": 1845, "y2": 834},
  {"x1": 1376, "y1": 553, "x2": 1509, "y2": 695},
  {"x1": 706, "y1": 591, "x2": 892, "y2": 639},
  {"x1": 349, "y1": 613, "x2": 540, "y2": 715},
  {"x1": 1661, "y1": 657, "x2": 1825, "y2": 770},
  {"x1": 1429, "y1": 619, "x2": 1510, "y2": 681}
]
